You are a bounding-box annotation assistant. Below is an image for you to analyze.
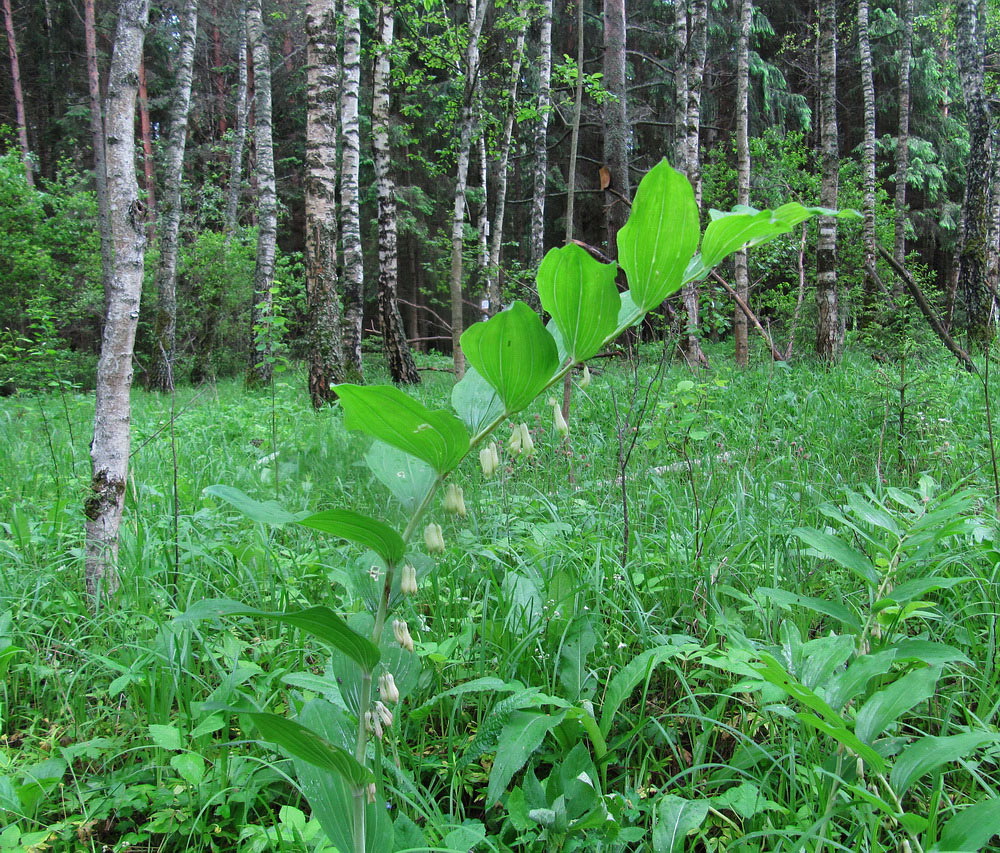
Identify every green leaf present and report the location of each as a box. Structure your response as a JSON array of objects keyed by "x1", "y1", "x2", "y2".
[
  {"x1": 536, "y1": 243, "x2": 620, "y2": 361},
  {"x1": 297, "y1": 509, "x2": 405, "y2": 565},
  {"x1": 599, "y1": 644, "x2": 693, "y2": 737},
  {"x1": 203, "y1": 484, "x2": 308, "y2": 525},
  {"x1": 752, "y1": 652, "x2": 844, "y2": 729},
  {"x1": 823, "y1": 649, "x2": 898, "y2": 711},
  {"x1": 149, "y1": 724, "x2": 182, "y2": 751},
  {"x1": 617, "y1": 160, "x2": 700, "y2": 311},
  {"x1": 754, "y1": 586, "x2": 861, "y2": 632},
  {"x1": 934, "y1": 797, "x2": 1000, "y2": 851},
  {"x1": 652, "y1": 795, "x2": 709, "y2": 853},
  {"x1": 461, "y1": 302, "x2": 560, "y2": 415},
  {"x1": 410, "y1": 677, "x2": 524, "y2": 722},
  {"x1": 336, "y1": 384, "x2": 469, "y2": 474},
  {"x1": 451, "y1": 367, "x2": 504, "y2": 434},
  {"x1": 793, "y1": 527, "x2": 878, "y2": 584},
  {"x1": 487, "y1": 710, "x2": 566, "y2": 805},
  {"x1": 891, "y1": 732, "x2": 998, "y2": 795},
  {"x1": 795, "y1": 713, "x2": 886, "y2": 771},
  {"x1": 854, "y1": 666, "x2": 941, "y2": 744},
  {"x1": 175, "y1": 599, "x2": 380, "y2": 671},
  {"x1": 363, "y1": 441, "x2": 436, "y2": 514},
  {"x1": 247, "y1": 712, "x2": 373, "y2": 787},
  {"x1": 170, "y1": 753, "x2": 206, "y2": 787}
]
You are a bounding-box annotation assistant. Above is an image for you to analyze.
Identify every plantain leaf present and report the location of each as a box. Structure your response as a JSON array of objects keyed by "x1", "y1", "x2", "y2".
[
  {"x1": 336, "y1": 384, "x2": 468, "y2": 474},
  {"x1": 175, "y1": 599, "x2": 380, "y2": 671},
  {"x1": 536, "y1": 244, "x2": 620, "y2": 362},
  {"x1": 203, "y1": 484, "x2": 309, "y2": 525},
  {"x1": 461, "y1": 302, "x2": 560, "y2": 415},
  {"x1": 297, "y1": 508, "x2": 405, "y2": 565},
  {"x1": 246, "y1": 712, "x2": 373, "y2": 787},
  {"x1": 617, "y1": 160, "x2": 700, "y2": 311},
  {"x1": 653, "y1": 795, "x2": 710, "y2": 853}
]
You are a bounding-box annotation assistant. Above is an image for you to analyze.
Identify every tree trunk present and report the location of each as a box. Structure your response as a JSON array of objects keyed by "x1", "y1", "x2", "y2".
[
  {"x1": 210, "y1": 0, "x2": 228, "y2": 138},
  {"x1": 85, "y1": 0, "x2": 152, "y2": 603},
  {"x1": 305, "y1": 0, "x2": 345, "y2": 406},
  {"x1": 2, "y1": 0, "x2": 32, "y2": 186},
  {"x1": 602, "y1": 0, "x2": 629, "y2": 256},
  {"x1": 225, "y1": 7, "x2": 249, "y2": 238},
  {"x1": 955, "y1": 0, "x2": 995, "y2": 344},
  {"x1": 529, "y1": 0, "x2": 553, "y2": 271},
  {"x1": 679, "y1": 0, "x2": 707, "y2": 367},
  {"x1": 486, "y1": 15, "x2": 527, "y2": 314},
  {"x1": 137, "y1": 58, "x2": 156, "y2": 229},
  {"x1": 733, "y1": 0, "x2": 751, "y2": 367},
  {"x1": 340, "y1": 0, "x2": 365, "y2": 380},
  {"x1": 892, "y1": 0, "x2": 912, "y2": 269},
  {"x1": 374, "y1": 0, "x2": 419, "y2": 384},
  {"x1": 84, "y1": 0, "x2": 112, "y2": 295},
  {"x1": 564, "y1": 0, "x2": 584, "y2": 244},
  {"x1": 673, "y1": 0, "x2": 687, "y2": 169},
  {"x1": 858, "y1": 0, "x2": 877, "y2": 320},
  {"x1": 246, "y1": 0, "x2": 278, "y2": 386},
  {"x1": 815, "y1": 0, "x2": 841, "y2": 361},
  {"x1": 448, "y1": 0, "x2": 489, "y2": 377},
  {"x1": 149, "y1": 0, "x2": 199, "y2": 393}
]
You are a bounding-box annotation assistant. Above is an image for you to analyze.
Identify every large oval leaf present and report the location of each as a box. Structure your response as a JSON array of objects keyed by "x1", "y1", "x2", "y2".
[
  {"x1": 246, "y1": 711, "x2": 373, "y2": 786},
  {"x1": 536, "y1": 244, "x2": 620, "y2": 362},
  {"x1": 203, "y1": 484, "x2": 309, "y2": 525},
  {"x1": 451, "y1": 366, "x2": 504, "y2": 434},
  {"x1": 461, "y1": 301, "x2": 560, "y2": 415},
  {"x1": 617, "y1": 160, "x2": 700, "y2": 311},
  {"x1": 336, "y1": 384, "x2": 469, "y2": 475},
  {"x1": 175, "y1": 599, "x2": 380, "y2": 671},
  {"x1": 297, "y1": 508, "x2": 405, "y2": 565}
]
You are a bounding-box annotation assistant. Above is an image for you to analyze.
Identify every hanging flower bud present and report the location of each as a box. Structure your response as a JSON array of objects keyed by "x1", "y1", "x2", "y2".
[
  {"x1": 400, "y1": 563, "x2": 418, "y2": 596},
  {"x1": 365, "y1": 709, "x2": 383, "y2": 740},
  {"x1": 508, "y1": 423, "x2": 523, "y2": 454},
  {"x1": 366, "y1": 783, "x2": 377, "y2": 804},
  {"x1": 393, "y1": 619, "x2": 415, "y2": 652},
  {"x1": 423, "y1": 522, "x2": 445, "y2": 553},
  {"x1": 443, "y1": 484, "x2": 467, "y2": 517},
  {"x1": 479, "y1": 442, "x2": 499, "y2": 477},
  {"x1": 379, "y1": 671, "x2": 400, "y2": 704},
  {"x1": 374, "y1": 700, "x2": 394, "y2": 728},
  {"x1": 518, "y1": 423, "x2": 534, "y2": 456},
  {"x1": 578, "y1": 365, "x2": 592, "y2": 389},
  {"x1": 552, "y1": 402, "x2": 569, "y2": 437}
]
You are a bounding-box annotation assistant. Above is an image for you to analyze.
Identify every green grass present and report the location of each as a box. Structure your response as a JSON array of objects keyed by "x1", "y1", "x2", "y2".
[{"x1": 2, "y1": 344, "x2": 999, "y2": 851}]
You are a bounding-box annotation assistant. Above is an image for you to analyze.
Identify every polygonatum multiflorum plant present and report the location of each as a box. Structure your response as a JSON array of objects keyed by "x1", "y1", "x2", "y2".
[{"x1": 178, "y1": 161, "x2": 856, "y2": 853}]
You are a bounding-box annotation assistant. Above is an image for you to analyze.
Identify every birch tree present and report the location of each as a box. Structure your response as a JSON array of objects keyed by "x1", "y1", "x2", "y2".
[
  {"x1": 529, "y1": 0, "x2": 553, "y2": 271},
  {"x1": 816, "y1": 0, "x2": 842, "y2": 360},
  {"x1": 246, "y1": 0, "x2": 278, "y2": 386},
  {"x1": 448, "y1": 0, "x2": 490, "y2": 377},
  {"x1": 374, "y1": 0, "x2": 420, "y2": 384},
  {"x1": 733, "y1": 0, "x2": 751, "y2": 367},
  {"x1": 955, "y1": 0, "x2": 994, "y2": 343},
  {"x1": 602, "y1": 0, "x2": 629, "y2": 254},
  {"x1": 225, "y1": 3, "x2": 249, "y2": 238},
  {"x1": 84, "y1": 0, "x2": 112, "y2": 292},
  {"x1": 893, "y1": 0, "x2": 913, "y2": 268},
  {"x1": 858, "y1": 0, "x2": 877, "y2": 316},
  {"x1": 85, "y1": 0, "x2": 152, "y2": 602},
  {"x1": 149, "y1": 0, "x2": 199, "y2": 392},
  {"x1": 340, "y1": 0, "x2": 365, "y2": 380}
]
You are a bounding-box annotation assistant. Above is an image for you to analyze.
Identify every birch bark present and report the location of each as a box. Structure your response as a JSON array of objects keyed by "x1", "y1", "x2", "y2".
[
  {"x1": 529, "y1": 0, "x2": 553, "y2": 271},
  {"x1": 893, "y1": 0, "x2": 912, "y2": 269},
  {"x1": 374, "y1": 0, "x2": 419, "y2": 384},
  {"x1": 858, "y1": 0, "x2": 877, "y2": 319},
  {"x1": 85, "y1": 0, "x2": 152, "y2": 602},
  {"x1": 150, "y1": 0, "x2": 199, "y2": 392}
]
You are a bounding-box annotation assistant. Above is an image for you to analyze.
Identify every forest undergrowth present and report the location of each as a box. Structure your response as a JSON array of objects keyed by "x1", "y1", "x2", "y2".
[{"x1": 1, "y1": 342, "x2": 999, "y2": 852}]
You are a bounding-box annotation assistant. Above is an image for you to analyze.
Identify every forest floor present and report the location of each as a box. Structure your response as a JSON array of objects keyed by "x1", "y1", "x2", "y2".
[{"x1": 1, "y1": 341, "x2": 999, "y2": 852}]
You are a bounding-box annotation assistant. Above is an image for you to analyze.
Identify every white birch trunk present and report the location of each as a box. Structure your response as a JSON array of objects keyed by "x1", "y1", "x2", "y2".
[
  {"x1": 529, "y1": 0, "x2": 553, "y2": 270},
  {"x1": 150, "y1": 0, "x2": 199, "y2": 392},
  {"x1": 85, "y1": 0, "x2": 151, "y2": 602},
  {"x1": 816, "y1": 0, "x2": 841, "y2": 360},
  {"x1": 858, "y1": 0, "x2": 877, "y2": 316},
  {"x1": 225, "y1": 7, "x2": 249, "y2": 239}
]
